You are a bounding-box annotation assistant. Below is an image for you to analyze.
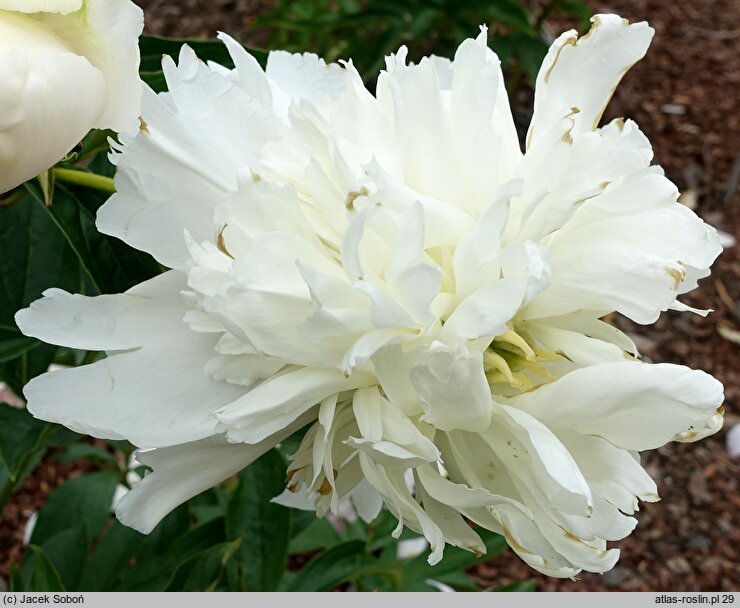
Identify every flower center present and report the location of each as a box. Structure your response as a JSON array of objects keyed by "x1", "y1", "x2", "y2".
[{"x1": 483, "y1": 325, "x2": 562, "y2": 392}]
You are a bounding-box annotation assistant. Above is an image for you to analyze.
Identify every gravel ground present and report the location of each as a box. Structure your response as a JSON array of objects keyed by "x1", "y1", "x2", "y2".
[{"x1": 1, "y1": 0, "x2": 737, "y2": 592}]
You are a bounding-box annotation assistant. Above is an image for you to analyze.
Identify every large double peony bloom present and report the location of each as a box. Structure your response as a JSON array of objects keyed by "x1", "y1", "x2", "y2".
[{"x1": 17, "y1": 14, "x2": 724, "y2": 577}]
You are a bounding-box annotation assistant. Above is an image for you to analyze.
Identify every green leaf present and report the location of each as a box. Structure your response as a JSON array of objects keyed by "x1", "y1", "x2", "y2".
[
  {"x1": 496, "y1": 32, "x2": 548, "y2": 84},
  {"x1": 189, "y1": 486, "x2": 229, "y2": 524},
  {"x1": 0, "y1": 454, "x2": 43, "y2": 517},
  {"x1": 78, "y1": 520, "x2": 144, "y2": 591},
  {"x1": 286, "y1": 540, "x2": 369, "y2": 591},
  {"x1": 55, "y1": 443, "x2": 119, "y2": 466},
  {"x1": 140, "y1": 71, "x2": 168, "y2": 93},
  {"x1": 63, "y1": 504, "x2": 176, "y2": 593},
  {"x1": 0, "y1": 344, "x2": 57, "y2": 401},
  {"x1": 24, "y1": 183, "x2": 161, "y2": 297},
  {"x1": 25, "y1": 545, "x2": 65, "y2": 592},
  {"x1": 0, "y1": 404, "x2": 59, "y2": 512},
  {"x1": 287, "y1": 507, "x2": 318, "y2": 539},
  {"x1": 0, "y1": 403, "x2": 49, "y2": 474},
  {"x1": 9, "y1": 561, "x2": 25, "y2": 592},
  {"x1": 226, "y1": 449, "x2": 291, "y2": 591},
  {"x1": 31, "y1": 526, "x2": 87, "y2": 591},
  {"x1": 119, "y1": 517, "x2": 226, "y2": 591},
  {"x1": 368, "y1": 509, "x2": 408, "y2": 551},
  {"x1": 130, "y1": 503, "x2": 190, "y2": 564},
  {"x1": 0, "y1": 329, "x2": 38, "y2": 363},
  {"x1": 165, "y1": 539, "x2": 242, "y2": 591},
  {"x1": 75, "y1": 129, "x2": 116, "y2": 163},
  {"x1": 0, "y1": 192, "x2": 81, "y2": 390},
  {"x1": 0, "y1": 194, "x2": 81, "y2": 324},
  {"x1": 406, "y1": 8, "x2": 438, "y2": 39},
  {"x1": 555, "y1": 0, "x2": 592, "y2": 28},
  {"x1": 288, "y1": 516, "x2": 341, "y2": 554},
  {"x1": 30, "y1": 471, "x2": 119, "y2": 546},
  {"x1": 479, "y1": 0, "x2": 535, "y2": 32}
]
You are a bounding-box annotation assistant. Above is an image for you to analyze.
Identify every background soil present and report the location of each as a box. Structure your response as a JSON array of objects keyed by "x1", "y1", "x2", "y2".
[{"x1": 2, "y1": 0, "x2": 737, "y2": 593}]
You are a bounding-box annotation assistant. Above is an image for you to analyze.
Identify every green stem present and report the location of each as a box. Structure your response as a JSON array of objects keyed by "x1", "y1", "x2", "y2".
[
  {"x1": 19, "y1": 353, "x2": 28, "y2": 387},
  {"x1": 54, "y1": 168, "x2": 115, "y2": 194},
  {"x1": 80, "y1": 350, "x2": 102, "y2": 366},
  {"x1": 0, "y1": 478, "x2": 14, "y2": 522}
]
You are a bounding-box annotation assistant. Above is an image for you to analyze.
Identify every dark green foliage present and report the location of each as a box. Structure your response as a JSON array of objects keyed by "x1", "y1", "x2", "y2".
[
  {"x1": 29, "y1": 472, "x2": 120, "y2": 546},
  {"x1": 0, "y1": 404, "x2": 76, "y2": 515},
  {"x1": 259, "y1": 0, "x2": 590, "y2": 84},
  {"x1": 226, "y1": 449, "x2": 292, "y2": 591},
  {"x1": 6, "y1": 442, "x2": 518, "y2": 592},
  {"x1": 23, "y1": 547, "x2": 65, "y2": 592},
  {"x1": 0, "y1": 190, "x2": 81, "y2": 397},
  {"x1": 285, "y1": 540, "x2": 371, "y2": 591}
]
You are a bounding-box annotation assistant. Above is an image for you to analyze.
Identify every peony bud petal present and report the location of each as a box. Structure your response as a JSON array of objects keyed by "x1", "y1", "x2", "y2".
[{"x1": 0, "y1": 0, "x2": 143, "y2": 194}]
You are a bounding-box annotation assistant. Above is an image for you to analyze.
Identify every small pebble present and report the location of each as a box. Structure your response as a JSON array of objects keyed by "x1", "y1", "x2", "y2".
[
  {"x1": 686, "y1": 535, "x2": 712, "y2": 550},
  {"x1": 397, "y1": 537, "x2": 428, "y2": 559},
  {"x1": 602, "y1": 566, "x2": 632, "y2": 587},
  {"x1": 717, "y1": 230, "x2": 736, "y2": 249},
  {"x1": 726, "y1": 424, "x2": 740, "y2": 459},
  {"x1": 661, "y1": 103, "x2": 687, "y2": 115},
  {"x1": 666, "y1": 556, "x2": 691, "y2": 574},
  {"x1": 678, "y1": 189, "x2": 698, "y2": 210}
]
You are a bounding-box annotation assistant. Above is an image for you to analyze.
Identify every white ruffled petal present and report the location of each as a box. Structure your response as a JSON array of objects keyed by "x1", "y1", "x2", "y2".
[
  {"x1": 350, "y1": 386, "x2": 439, "y2": 466},
  {"x1": 508, "y1": 361, "x2": 724, "y2": 451},
  {"x1": 525, "y1": 170, "x2": 721, "y2": 324},
  {"x1": 495, "y1": 503, "x2": 581, "y2": 578},
  {"x1": 265, "y1": 50, "x2": 351, "y2": 120},
  {"x1": 487, "y1": 405, "x2": 592, "y2": 517},
  {"x1": 410, "y1": 344, "x2": 492, "y2": 432},
  {"x1": 116, "y1": 414, "x2": 311, "y2": 534},
  {"x1": 22, "y1": 273, "x2": 245, "y2": 448},
  {"x1": 217, "y1": 367, "x2": 376, "y2": 444},
  {"x1": 98, "y1": 47, "x2": 282, "y2": 267},
  {"x1": 217, "y1": 32, "x2": 272, "y2": 110},
  {"x1": 116, "y1": 436, "x2": 271, "y2": 533},
  {"x1": 557, "y1": 428, "x2": 658, "y2": 514},
  {"x1": 15, "y1": 270, "x2": 185, "y2": 351},
  {"x1": 527, "y1": 14, "x2": 653, "y2": 148},
  {"x1": 450, "y1": 28, "x2": 522, "y2": 208}
]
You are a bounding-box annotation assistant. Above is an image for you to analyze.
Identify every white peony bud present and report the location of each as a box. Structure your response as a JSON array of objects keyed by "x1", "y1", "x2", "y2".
[{"x1": 0, "y1": 0, "x2": 143, "y2": 194}]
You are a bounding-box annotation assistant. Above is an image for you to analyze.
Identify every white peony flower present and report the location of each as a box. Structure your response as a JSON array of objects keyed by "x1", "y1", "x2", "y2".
[
  {"x1": 16, "y1": 15, "x2": 724, "y2": 577},
  {"x1": 0, "y1": 0, "x2": 143, "y2": 194}
]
